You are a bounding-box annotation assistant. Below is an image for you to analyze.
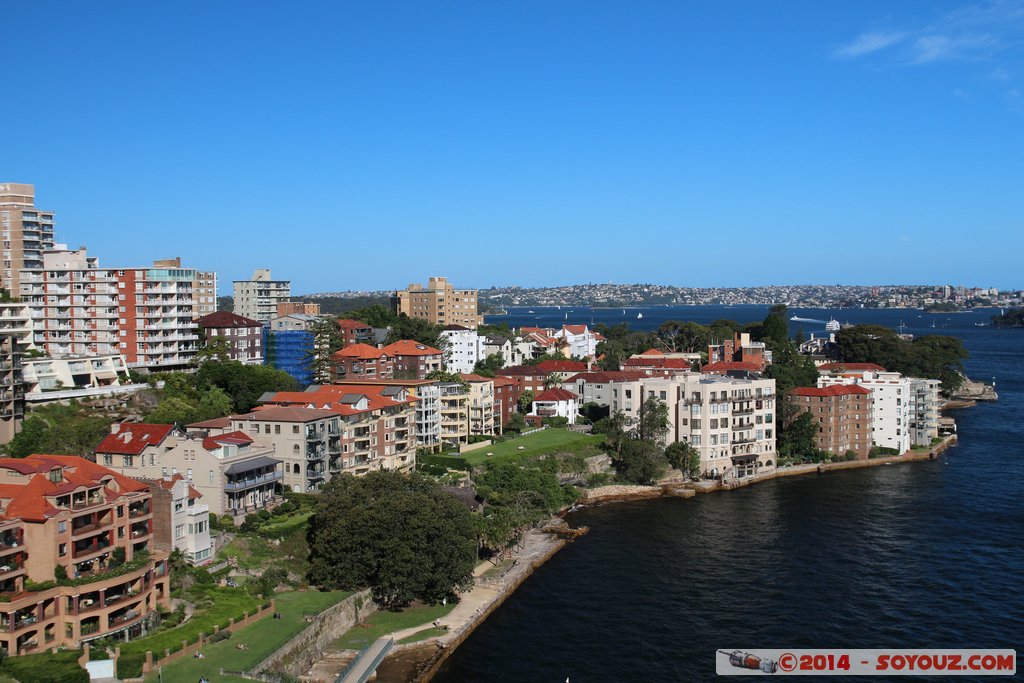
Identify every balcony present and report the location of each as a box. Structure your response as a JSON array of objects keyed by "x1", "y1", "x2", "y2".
[
  {"x1": 732, "y1": 407, "x2": 754, "y2": 416},
  {"x1": 732, "y1": 422, "x2": 753, "y2": 431},
  {"x1": 223, "y1": 470, "x2": 283, "y2": 492}
]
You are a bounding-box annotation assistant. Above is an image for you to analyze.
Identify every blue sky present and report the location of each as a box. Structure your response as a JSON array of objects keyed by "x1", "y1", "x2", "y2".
[{"x1": 2, "y1": 1, "x2": 1022, "y2": 293}]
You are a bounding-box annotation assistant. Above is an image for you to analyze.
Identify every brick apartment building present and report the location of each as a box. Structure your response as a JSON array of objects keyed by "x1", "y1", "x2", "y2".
[
  {"x1": 382, "y1": 340, "x2": 443, "y2": 379},
  {"x1": 196, "y1": 311, "x2": 264, "y2": 365},
  {"x1": 790, "y1": 385, "x2": 873, "y2": 459}
]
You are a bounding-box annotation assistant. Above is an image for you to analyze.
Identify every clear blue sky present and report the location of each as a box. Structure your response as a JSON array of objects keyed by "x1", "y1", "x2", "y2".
[{"x1": 2, "y1": 1, "x2": 1022, "y2": 293}]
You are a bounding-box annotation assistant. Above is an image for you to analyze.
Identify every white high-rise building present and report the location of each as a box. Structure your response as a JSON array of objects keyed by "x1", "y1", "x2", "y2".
[
  {"x1": 233, "y1": 269, "x2": 291, "y2": 323},
  {"x1": 819, "y1": 370, "x2": 913, "y2": 453},
  {"x1": 439, "y1": 325, "x2": 485, "y2": 373}
]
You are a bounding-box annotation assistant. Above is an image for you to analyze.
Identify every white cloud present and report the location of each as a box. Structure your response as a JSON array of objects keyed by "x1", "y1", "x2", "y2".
[
  {"x1": 909, "y1": 33, "x2": 999, "y2": 64},
  {"x1": 834, "y1": 30, "x2": 905, "y2": 58}
]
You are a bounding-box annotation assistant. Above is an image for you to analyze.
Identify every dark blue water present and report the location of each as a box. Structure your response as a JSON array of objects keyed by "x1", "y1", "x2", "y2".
[{"x1": 435, "y1": 306, "x2": 1023, "y2": 682}]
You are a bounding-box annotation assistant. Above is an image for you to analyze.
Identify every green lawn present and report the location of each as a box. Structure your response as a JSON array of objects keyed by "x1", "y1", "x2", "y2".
[
  {"x1": 453, "y1": 429, "x2": 605, "y2": 466},
  {"x1": 257, "y1": 510, "x2": 312, "y2": 535},
  {"x1": 148, "y1": 590, "x2": 351, "y2": 683},
  {"x1": 333, "y1": 602, "x2": 456, "y2": 650},
  {"x1": 397, "y1": 626, "x2": 447, "y2": 644}
]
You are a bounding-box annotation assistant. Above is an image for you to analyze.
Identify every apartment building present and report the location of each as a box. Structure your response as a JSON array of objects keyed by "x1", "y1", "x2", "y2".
[
  {"x1": 383, "y1": 340, "x2": 443, "y2": 379},
  {"x1": 440, "y1": 325, "x2": 485, "y2": 374},
  {"x1": 622, "y1": 349, "x2": 698, "y2": 377},
  {"x1": 494, "y1": 365, "x2": 553, "y2": 394},
  {"x1": 459, "y1": 374, "x2": 496, "y2": 437},
  {"x1": 392, "y1": 276, "x2": 481, "y2": 329},
  {"x1": 331, "y1": 343, "x2": 394, "y2": 381},
  {"x1": 790, "y1": 385, "x2": 873, "y2": 459},
  {"x1": 232, "y1": 269, "x2": 291, "y2": 323},
  {"x1": 196, "y1": 311, "x2": 264, "y2": 365},
  {"x1": 0, "y1": 302, "x2": 31, "y2": 443},
  {"x1": 819, "y1": 370, "x2": 913, "y2": 454},
  {"x1": 482, "y1": 335, "x2": 534, "y2": 367},
  {"x1": 561, "y1": 371, "x2": 650, "y2": 407},
  {"x1": 276, "y1": 301, "x2": 320, "y2": 317},
  {"x1": 909, "y1": 378, "x2": 941, "y2": 447},
  {"x1": 193, "y1": 271, "x2": 218, "y2": 319},
  {"x1": 0, "y1": 455, "x2": 170, "y2": 654},
  {"x1": 143, "y1": 475, "x2": 213, "y2": 565},
  {"x1": 708, "y1": 332, "x2": 771, "y2": 368},
  {"x1": 261, "y1": 385, "x2": 418, "y2": 473},
  {"x1": 224, "y1": 407, "x2": 341, "y2": 493},
  {"x1": 324, "y1": 379, "x2": 442, "y2": 453},
  {"x1": 337, "y1": 319, "x2": 375, "y2": 348},
  {"x1": 20, "y1": 248, "x2": 200, "y2": 371},
  {"x1": 491, "y1": 376, "x2": 522, "y2": 431},
  {"x1": 264, "y1": 314, "x2": 318, "y2": 386},
  {"x1": 0, "y1": 183, "x2": 56, "y2": 294},
  {"x1": 21, "y1": 353, "x2": 129, "y2": 394},
  {"x1": 530, "y1": 388, "x2": 581, "y2": 422},
  {"x1": 95, "y1": 423, "x2": 283, "y2": 519},
  {"x1": 552, "y1": 325, "x2": 598, "y2": 359}
]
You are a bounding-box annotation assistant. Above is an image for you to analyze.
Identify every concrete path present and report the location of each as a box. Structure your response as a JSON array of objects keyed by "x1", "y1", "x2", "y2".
[{"x1": 338, "y1": 637, "x2": 394, "y2": 683}]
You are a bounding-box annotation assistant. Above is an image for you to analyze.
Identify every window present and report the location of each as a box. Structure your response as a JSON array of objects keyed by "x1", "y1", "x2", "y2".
[
  {"x1": 186, "y1": 468, "x2": 193, "y2": 480},
  {"x1": 275, "y1": 425, "x2": 281, "y2": 434},
  {"x1": 149, "y1": 454, "x2": 155, "y2": 466},
  {"x1": 174, "y1": 524, "x2": 185, "y2": 539},
  {"x1": 59, "y1": 543, "x2": 67, "y2": 557},
  {"x1": 103, "y1": 454, "x2": 113, "y2": 466},
  {"x1": 209, "y1": 470, "x2": 214, "y2": 483},
  {"x1": 122, "y1": 455, "x2": 132, "y2": 467},
  {"x1": 58, "y1": 521, "x2": 67, "y2": 533}
]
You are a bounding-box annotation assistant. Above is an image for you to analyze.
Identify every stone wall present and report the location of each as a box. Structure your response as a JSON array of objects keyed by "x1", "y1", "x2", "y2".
[{"x1": 257, "y1": 589, "x2": 378, "y2": 677}]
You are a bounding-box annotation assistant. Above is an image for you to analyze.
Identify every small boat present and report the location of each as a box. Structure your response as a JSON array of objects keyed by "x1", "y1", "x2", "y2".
[
  {"x1": 528, "y1": 310, "x2": 534, "y2": 313},
  {"x1": 975, "y1": 322, "x2": 986, "y2": 327},
  {"x1": 637, "y1": 312, "x2": 643, "y2": 319},
  {"x1": 825, "y1": 318, "x2": 841, "y2": 332}
]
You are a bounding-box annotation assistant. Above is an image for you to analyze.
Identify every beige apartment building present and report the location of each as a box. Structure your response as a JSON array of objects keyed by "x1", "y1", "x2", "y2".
[
  {"x1": 233, "y1": 269, "x2": 291, "y2": 323},
  {"x1": 95, "y1": 423, "x2": 283, "y2": 519},
  {"x1": 193, "y1": 270, "x2": 218, "y2": 319},
  {"x1": 392, "y1": 276, "x2": 481, "y2": 329},
  {"x1": 0, "y1": 183, "x2": 56, "y2": 294},
  {"x1": 436, "y1": 375, "x2": 495, "y2": 447}
]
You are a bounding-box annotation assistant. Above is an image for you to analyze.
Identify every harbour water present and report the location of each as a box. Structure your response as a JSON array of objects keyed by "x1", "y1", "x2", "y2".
[{"x1": 433, "y1": 306, "x2": 1023, "y2": 681}]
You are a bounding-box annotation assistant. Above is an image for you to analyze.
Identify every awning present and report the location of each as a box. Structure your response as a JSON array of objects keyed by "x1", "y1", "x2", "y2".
[
  {"x1": 95, "y1": 371, "x2": 119, "y2": 380},
  {"x1": 224, "y1": 455, "x2": 281, "y2": 475}
]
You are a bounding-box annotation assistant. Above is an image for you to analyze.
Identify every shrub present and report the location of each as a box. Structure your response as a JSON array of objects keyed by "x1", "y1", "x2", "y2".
[
  {"x1": 585, "y1": 472, "x2": 613, "y2": 488},
  {"x1": 0, "y1": 651, "x2": 88, "y2": 683},
  {"x1": 116, "y1": 652, "x2": 146, "y2": 679},
  {"x1": 208, "y1": 629, "x2": 232, "y2": 643}
]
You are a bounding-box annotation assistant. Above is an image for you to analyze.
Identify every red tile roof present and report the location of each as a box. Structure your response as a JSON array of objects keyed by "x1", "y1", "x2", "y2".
[
  {"x1": 458, "y1": 373, "x2": 494, "y2": 383},
  {"x1": 202, "y1": 430, "x2": 254, "y2": 451},
  {"x1": 534, "y1": 360, "x2": 587, "y2": 373},
  {"x1": 792, "y1": 385, "x2": 872, "y2": 397},
  {"x1": 332, "y1": 343, "x2": 388, "y2": 360},
  {"x1": 186, "y1": 416, "x2": 232, "y2": 430},
  {"x1": 382, "y1": 340, "x2": 442, "y2": 356},
  {"x1": 264, "y1": 384, "x2": 415, "y2": 416},
  {"x1": 534, "y1": 388, "x2": 579, "y2": 402},
  {"x1": 701, "y1": 361, "x2": 762, "y2": 374},
  {"x1": 236, "y1": 405, "x2": 339, "y2": 422},
  {"x1": 623, "y1": 357, "x2": 692, "y2": 369},
  {"x1": 562, "y1": 324, "x2": 589, "y2": 335},
  {"x1": 0, "y1": 455, "x2": 149, "y2": 522},
  {"x1": 196, "y1": 311, "x2": 263, "y2": 329},
  {"x1": 96, "y1": 423, "x2": 175, "y2": 455},
  {"x1": 819, "y1": 362, "x2": 886, "y2": 372},
  {"x1": 495, "y1": 365, "x2": 544, "y2": 377},
  {"x1": 148, "y1": 473, "x2": 203, "y2": 500},
  {"x1": 638, "y1": 348, "x2": 664, "y2": 356},
  {"x1": 490, "y1": 376, "x2": 519, "y2": 388}
]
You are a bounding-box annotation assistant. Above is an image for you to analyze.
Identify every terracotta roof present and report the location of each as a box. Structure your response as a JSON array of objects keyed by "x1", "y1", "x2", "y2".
[
  {"x1": 337, "y1": 318, "x2": 372, "y2": 330},
  {"x1": 792, "y1": 385, "x2": 872, "y2": 397},
  {"x1": 638, "y1": 348, "x2": 664, "y2": 356},
  {"x1": 490, "y1": 376, "x2": 519, "y2": 388},
  {"x1": 331, "y1": 343, "x2": 388, "y2": 360},
  {"x1": 96, "y1": 423, "x2": 175, "y2": 455},
  {"x1": 0, "y1": 455, "x2": 148, "y2": 522},
  {"x1": 534, "y1": 360, "x2": 587, "y2": 373},
  {"x1": 534, "y1": 388, "x2": 579, "y2": 402},
  {"x1": 382, "y1": 340, "x2": 442, "y2": 356},
  {"x1": 187, "y1": 416, "x2": 232, "y2": 429},
  {"x1": 458, "y1": 373, "x2": 494, "y2": 383},
  {"x1": 236, "y1": 406, "x2": 339, "y2": 422},
  {"x1": 147, "y1": 473, "x2": 203, "y2": 500},
  {"x1": 819, "y1": 362, "x2": 886, "y2": 372},
  {"x1": 562, "y1": 324, "x2": 589, "y2": 335},
  {"x1": 495, "y1": 365, "x2": 545, "y2": 377},
  {"x1": 701, "y1": 361, "x2": 762, "y2": 374},
  {"x1": 197, "y1": 311, "x2": 263, "y2": 329},
  {"x1": 442, "y1": 324, "x2": 470, "y2": 331},
  {"x1": 264, "y1": 384, "x2": 415, "y2": 416},
  {"x1": 202, "y1": 430, "x2": 254, "y2": 451}
]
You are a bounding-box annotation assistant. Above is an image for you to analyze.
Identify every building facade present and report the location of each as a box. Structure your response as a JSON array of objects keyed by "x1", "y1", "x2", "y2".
[
  {"x1": 440, "y1": 325, "x2": 484, "y2": 374},
  {"x1": 790, "y1": 385, "x2": 873, "y2": 459},
  {"x1": 232, "y1": 269, "x2": 291, "y2": 323},
  {"x1": 20, "y1": 353, "x2": 129, "y2": 394},
  {"x1": 20, "y1": 248, "x2": 200, "y2": 371},
  {"x1": 143, "y1": 475, "x2": 213, "y2": 565},
  {"x1": 196, "y1": 311, "x2": 264, "y2": 365},
  {"x1": 382, "y1": 340, "x2": 443, "y2": 379},
  {"x1": 193, "y1": 271, "x2": 218, "y2": 319},
  {"x1": 337, "y1": 319, "x2": 375, "y2": 347},
  {"x1": 0, "y1": 455, "x2": 170, "y2": 654},
  {"x1": 0, "y1": 183, "x2": 56, "y2": 294},
  {"x1": 819, "y1": 370, "x2": 913, "y2": 454},
  {"x1": 331, "y1": 343, "x2": 394, "y2": 382},
  {"x1": 0, "y1": 302, "x2": 31, "y2": 443},
  {"x1": 392, "y1": 277, "x2": 481, "y2": 329}
]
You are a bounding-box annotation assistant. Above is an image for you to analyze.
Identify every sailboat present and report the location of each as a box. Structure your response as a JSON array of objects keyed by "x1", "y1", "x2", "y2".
[{"x1": 637, "y1": 312, "x2": 643, "y2": 319}]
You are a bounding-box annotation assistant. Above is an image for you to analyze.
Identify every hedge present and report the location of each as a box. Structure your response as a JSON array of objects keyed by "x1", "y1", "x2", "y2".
[
  {"x1": 0, "y1": 650, "x2": 88, "y2": 683},
  {"x1": 116, "y1": 651, "x2": 147, "y2": 679}
]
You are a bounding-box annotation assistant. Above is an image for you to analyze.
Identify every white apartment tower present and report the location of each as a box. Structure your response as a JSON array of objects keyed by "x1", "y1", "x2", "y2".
[{"x1": 233, "y1": 269, "x2": 291, "y2": 323}]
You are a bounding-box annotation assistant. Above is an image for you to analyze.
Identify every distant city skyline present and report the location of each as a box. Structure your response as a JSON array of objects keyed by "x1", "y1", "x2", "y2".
[{"x1": 2, "y1": 1, "x2": 1023, "y2": 292}]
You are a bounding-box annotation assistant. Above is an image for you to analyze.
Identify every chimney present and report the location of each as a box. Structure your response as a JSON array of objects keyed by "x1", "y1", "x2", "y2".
[{"x1": 110, "y1": 423, "x2": 121, "y2": 435}]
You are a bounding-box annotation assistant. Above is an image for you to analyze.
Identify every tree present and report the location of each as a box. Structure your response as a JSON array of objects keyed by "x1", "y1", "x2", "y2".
[
  {"x1": 593, "y1": 410, "x2": 631, "y2": 457},
  {"x1": 657, "y1": 321, "x2": 708, "y2": 353},
  {"x1": 307, "y1": 472, "x2": 477, "y2": 608},
  {"x1": 193, "y1": 361, "x2": 299, "y2": 412},
  {"x1": 764, "y1": 341, "x2": 819, "y2": 394},
  {"x1": 505, "y1": 412, "x2": 527, "y2": 433},
  {"x1": 543, "y1": 373, "x2": 562, "y2": 390},
  {"x1": 665, "y1": 441, "x2": 700, "y2": 478},
  {"x1": 761, "y1": 304, "x2": 790, "y2": 346},
  {"x1": 517, "y1": 389, "x2": 535, "y2": 414},
  {"x1": 614, "y1": 439, "x2": 668, "y2": 484},
  {"x1": 386, "y1": 315, "x2": 447, "y2": 350},
  {"x1": 304, "y1": 316, "x2": 346, "y2": 384},
  {"x1": 349, "y1": 304, "x2": 398, "y2": 328},
  {"x1": 780, "y1": 409, "x2": 819, "y2": 459},
  {"x1": 472, "y1": 353, "x2": 505, "y2": 377},
  {"x1": 832, "y1": 325, "x2": 967, "y2": 393},
  {"x1": 635, "y1": 396, "x2": 669, "y2": 442},
  {"x1": 194, "y1": 336, "x2": 233, "y2": 365},
  {"x1": 146, "y1": 396, "x2": 199, "y2": 425}
]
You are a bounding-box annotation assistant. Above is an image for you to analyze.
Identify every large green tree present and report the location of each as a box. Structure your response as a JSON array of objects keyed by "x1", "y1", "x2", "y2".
[
  {"x1": 615, "y1": 439, "x2": 668, "y2": 484},
  {"x1": 307, "y1": 472, "x2": 477, "y2": 608},
  {"x1": 833, "y1": 325, "x2": 968, "y2": 393},
  {"x1": 780, "y1": 409, "x2": 819, "y2": 459},
  {"x1": 635, "y1": 396, "x2": 669, "y2": 442}
]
